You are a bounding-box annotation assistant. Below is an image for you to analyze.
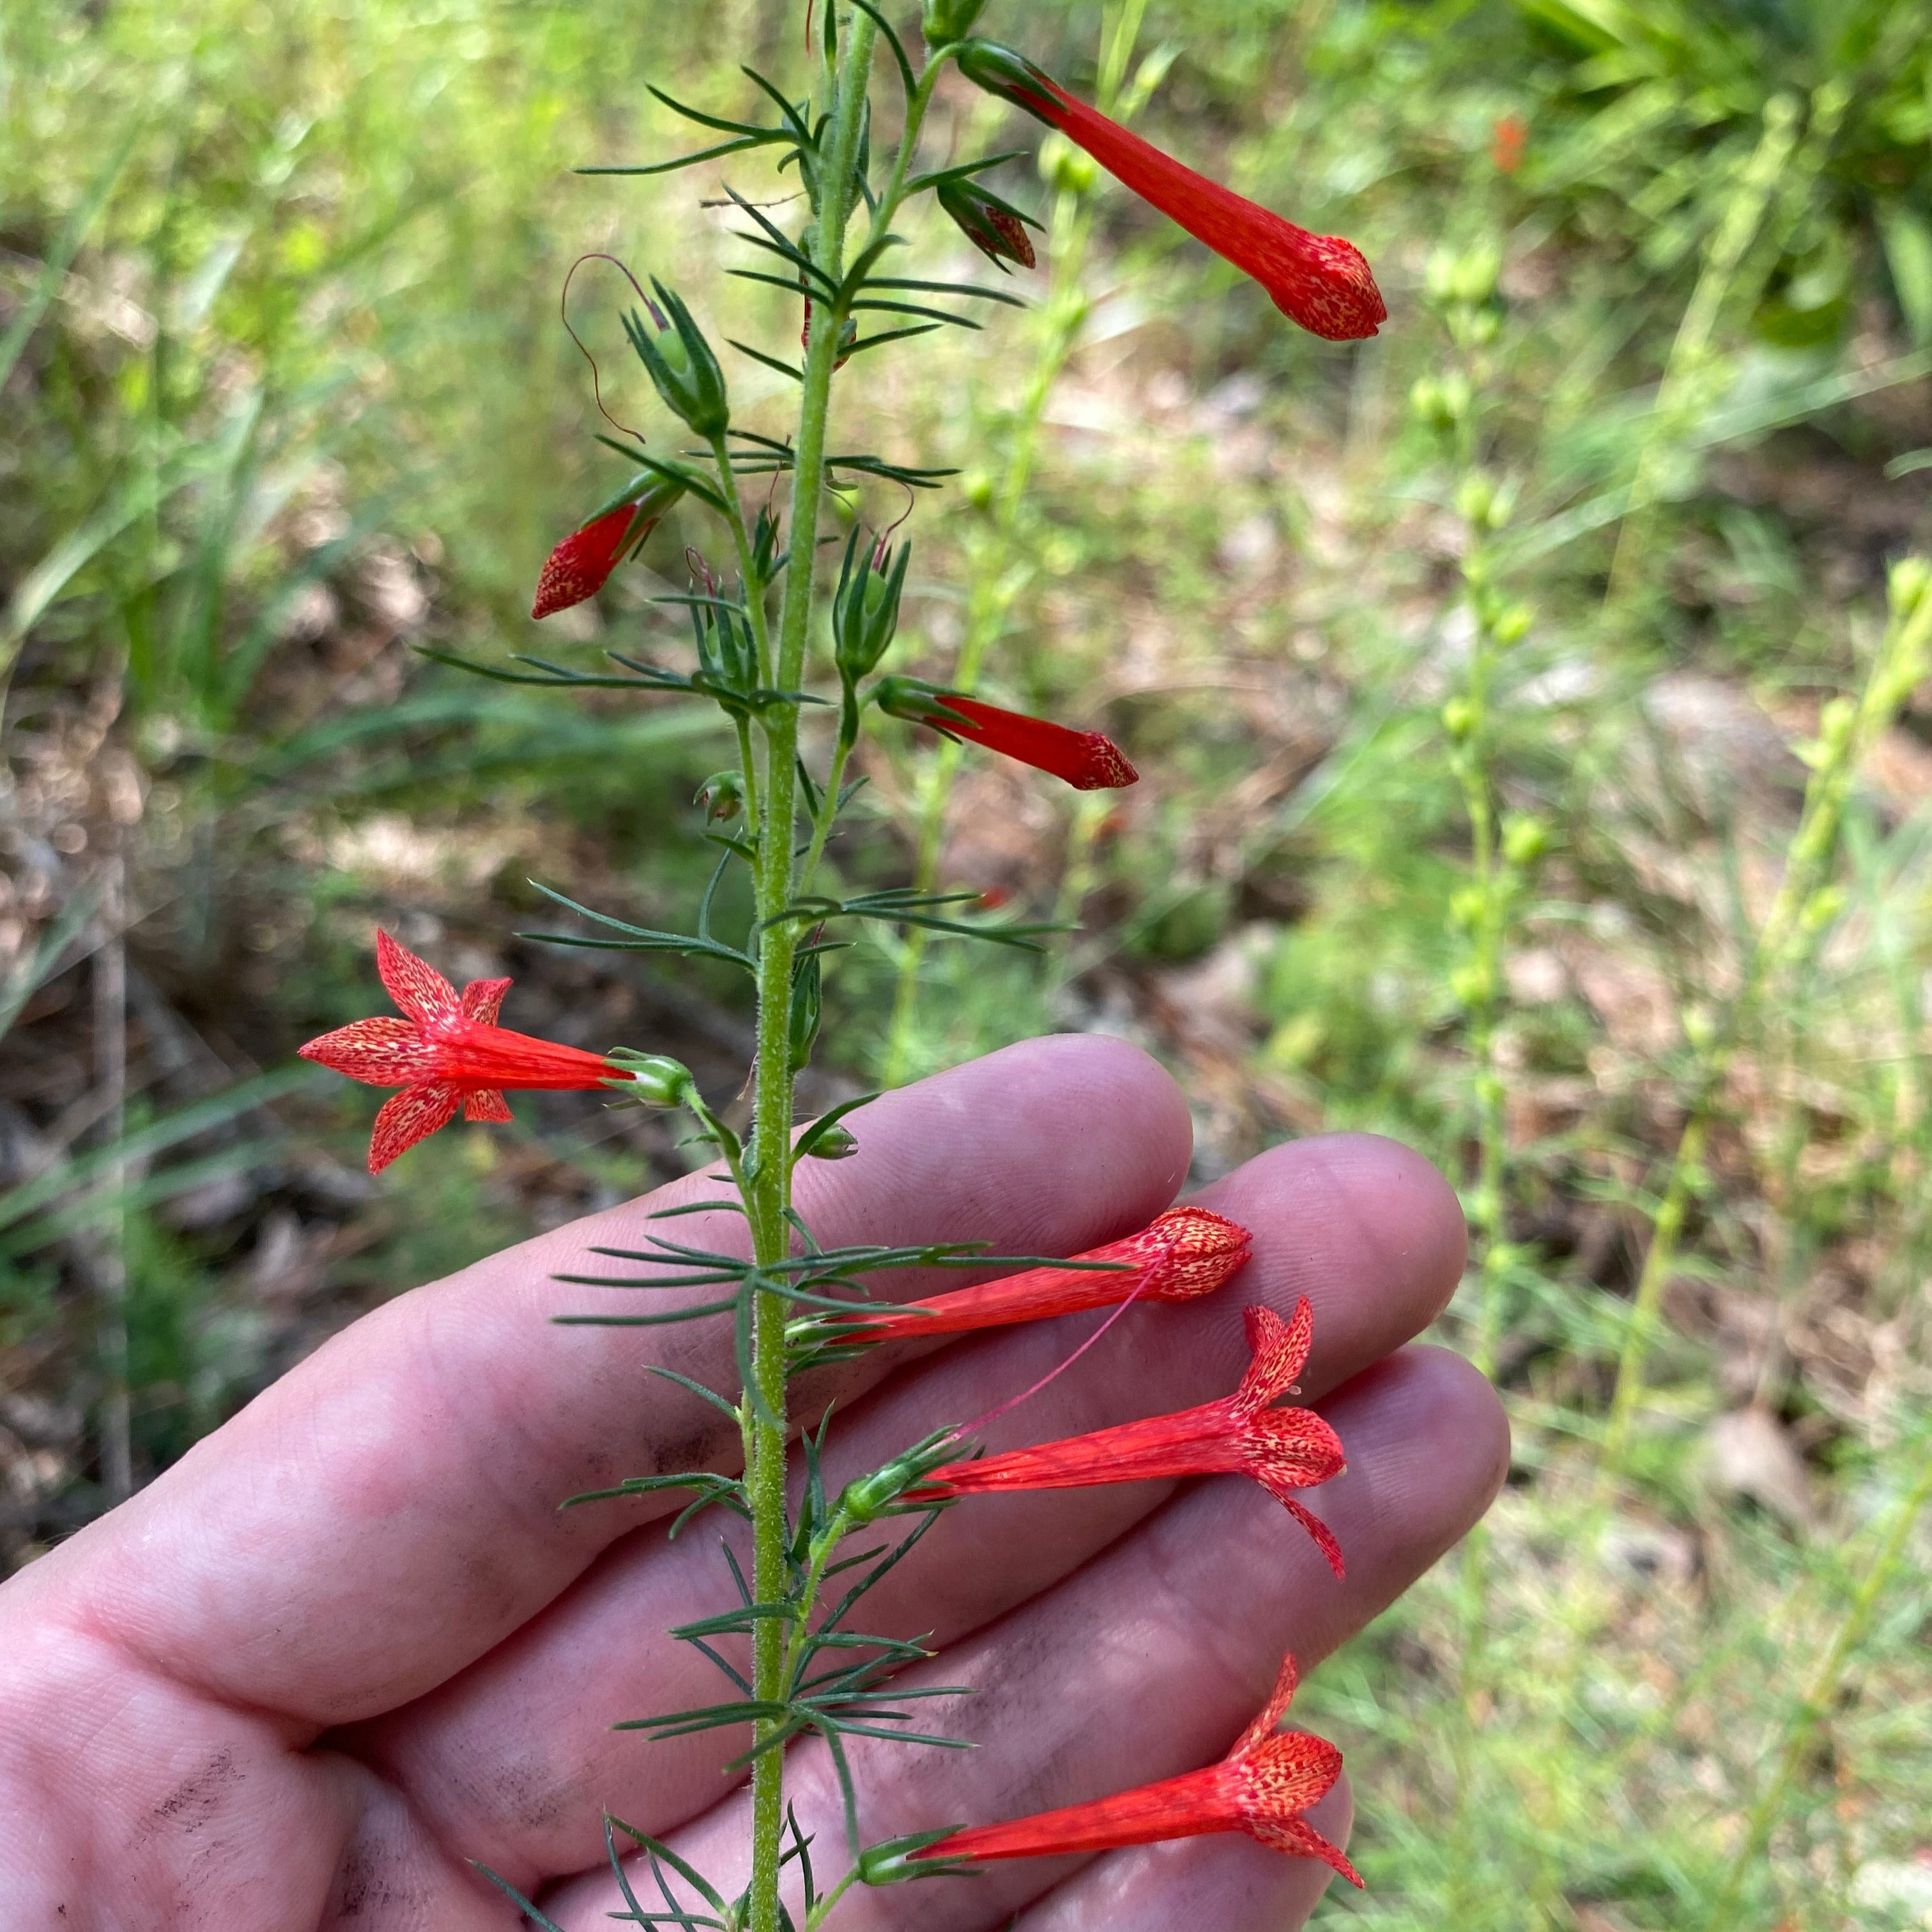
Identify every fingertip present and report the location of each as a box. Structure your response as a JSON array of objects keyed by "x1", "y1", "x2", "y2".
[{"x1": 1194, "y1": 1132, "x2": 1467, "y2": 1381}]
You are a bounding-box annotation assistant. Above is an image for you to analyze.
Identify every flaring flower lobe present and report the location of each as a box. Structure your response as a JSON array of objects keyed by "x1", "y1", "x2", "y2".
[{"x1": 300, "y1": 930, "x2": 629, "y2": 1172}]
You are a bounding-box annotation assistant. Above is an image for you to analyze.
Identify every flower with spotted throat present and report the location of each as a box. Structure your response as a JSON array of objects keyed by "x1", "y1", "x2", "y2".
[
  {"x1": 820, "y1": 1204, "x2": 1249, "y2": 1345},
  {"x1": 916, "y1": 1298, "x2": 1347, "y2": 1576},
  {"x1": 300, "y1": 930, "x2": 634, "y2": 1172},
  {"x1": 956, "y1": 40, "x2": 1385, "y2": 342},
  {"x1": 868, "y1": 1650, "x2": 1361, "y2": 1887}
]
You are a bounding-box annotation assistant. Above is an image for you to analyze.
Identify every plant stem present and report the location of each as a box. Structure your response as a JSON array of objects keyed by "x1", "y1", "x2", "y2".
[
  {"x1": 1598, "y1": 564, "x2": 1932, "y2": 1478},
  {"x1": 742, "y1": 16, "x2": 878, "y2": 1932},
  {"x1": 1699, "y1": 1435, "x2": 1932, "y2": 1931}
]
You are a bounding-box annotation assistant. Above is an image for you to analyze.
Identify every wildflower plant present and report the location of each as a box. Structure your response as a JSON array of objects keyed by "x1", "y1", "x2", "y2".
[{"x1": 302, "y1": 5, "x2": 1385, "y2": 1926}]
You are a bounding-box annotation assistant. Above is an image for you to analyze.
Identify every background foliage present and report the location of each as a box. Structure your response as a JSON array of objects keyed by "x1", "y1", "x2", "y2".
[{"x1": 4, "y1": 0, "x2": 1932, "y2": 1925}]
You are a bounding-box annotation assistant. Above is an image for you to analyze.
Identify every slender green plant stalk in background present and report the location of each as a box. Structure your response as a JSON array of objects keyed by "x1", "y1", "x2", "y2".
[
  {"x1": 1701, "y1": 1423, "x2": 1932, "y2": 1931},
  {"x1": 1600, "y1": 555, "x2": 1932, "y2": 1482}
]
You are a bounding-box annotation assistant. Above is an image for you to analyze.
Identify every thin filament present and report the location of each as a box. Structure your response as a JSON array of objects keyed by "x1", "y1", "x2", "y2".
[
  {"x1": 561, "y1": 252, "x2": 652, "y2": 447},
  {"x1": 947, "y1": 1277, "x2": 1149, "y2": 1445}
]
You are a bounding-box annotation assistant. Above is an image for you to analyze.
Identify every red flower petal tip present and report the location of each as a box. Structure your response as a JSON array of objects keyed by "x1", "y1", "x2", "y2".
[
  {"x1": 532, "y1": 502, "x2": 640, "y2": 619},
  {"x1": 300, "y1": 929, "x2": 629, "y2": 1172},
  {"x1": 836, "y1": 1204, "x2": 1251, "y2": 1344}
]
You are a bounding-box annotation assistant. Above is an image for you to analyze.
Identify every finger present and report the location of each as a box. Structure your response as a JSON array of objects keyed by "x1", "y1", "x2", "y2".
[
  {"x1": 7, "y1": 1035, "x2": 1191, "y2": 1728},
  {"x1": 537, "y1": 1345, "x2": 1507, "y2": 1928},
  {"x1": 1009, "y1": 1782, "x2": 1353, "y2": 1932},
  {"x1": 352, "y1": 1135, "x2": 1463, "y2": 1880}
]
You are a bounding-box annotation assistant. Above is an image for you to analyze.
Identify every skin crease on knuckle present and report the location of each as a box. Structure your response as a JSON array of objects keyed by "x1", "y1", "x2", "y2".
[{"x1": 0, "y1": 1043, "x2": 1496, "y2": 1930}]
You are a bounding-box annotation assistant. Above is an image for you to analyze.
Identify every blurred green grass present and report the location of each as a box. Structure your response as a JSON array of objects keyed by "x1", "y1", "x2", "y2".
[{"x1": 5, "y1": 0, "x2": 1932, "y2": 1925}]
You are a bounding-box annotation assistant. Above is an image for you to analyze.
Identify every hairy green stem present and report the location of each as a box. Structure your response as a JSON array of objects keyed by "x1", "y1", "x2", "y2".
[{"x1": 743, "y1": 15, "x2": 879, "y2": 1931}]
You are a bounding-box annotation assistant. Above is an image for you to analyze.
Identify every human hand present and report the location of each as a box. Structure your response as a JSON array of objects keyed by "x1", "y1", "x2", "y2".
[{"x1": 0, "y1": 1036, "x2": 1504, "y2": 1928}]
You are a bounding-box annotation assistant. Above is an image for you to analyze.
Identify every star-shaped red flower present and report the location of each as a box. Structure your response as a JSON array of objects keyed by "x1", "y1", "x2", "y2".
[{"x1": 299, "y1": 930, "x2": 628, "y2": 1172}]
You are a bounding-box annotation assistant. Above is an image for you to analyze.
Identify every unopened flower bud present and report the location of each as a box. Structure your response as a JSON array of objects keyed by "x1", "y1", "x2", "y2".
[
  {"x1": 961, "y1": 466, "x2": 995, "y2": 510},
  {"x1": 1800, "y1": 883, "x2": 1844, "y2": 935},
  {"x1": 921, "y1": 0, "x2": 986, "y2": 43},
  {"x1": 1450, "y1": 962, "x2": 1493, "y2": 1007},
  {"x1": 695, "y1": 770, "x2": 745, "y2": 822},
  {"x1": 1038, "y1": 129, "x2": 1098, "y2": 195},
  {"x1": 1501, "y1": 812, "x2": 1549, "y2": 867},
  {"x1": 803, "y1": 1123, "x2": 859, "y2": 1160},
  {"x1": 1410, "y1": 371, "x2": 1472, "y2": 433},
  {"x1": 1455, "y1": 473, "x2": 1496, "y2": 528},
  {"x1": 938, "y1": 176, "x2": 1039, "y2": 271},
  {"x1": 625, "y1": 280, "x2": 730, "y2": 438},
  {"x1": 1492, "y1": 599, "x2": 1534, "y2": 645},
  {"x1": 1889, "y1": 554, "x2": 1931, "y2": 618},
  {"x1": 1448, "y1": 885, "x2": 1485, "y2": 930},
  {"x1": 834, "y1": 531, "x2": 911, "y2": 682},
  {"x1": 602, "y1": 1050, "x2": 695, "y2": 1107},
  {"x1": 1441, "y1": 696, "x2": 1476, "y2": 741}
]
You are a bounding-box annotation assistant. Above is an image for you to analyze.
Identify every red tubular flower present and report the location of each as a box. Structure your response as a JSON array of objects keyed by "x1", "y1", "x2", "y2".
[
  {"x1": 532, "y1": 476, "x2": 686, "y2": 620},
  {"x1": 906, "y1": 1651, "x2": 1361, "y2": 1885},
  {"x1": 831, "y1": 1205, "x2": 1250, "y2": 1345},
  {"x1": 956, "y1": 41, "x2": 1385, "y2": 342},
  {"x1": 299, "y1": 930, "x2": 632, "y2": 1173},
  {"x1": 875, "y1": 677, "x2": 1137, "y2": 791},
  {"x1": 533, "y1": 503, "x2": 641, "y2": 619},
  {"x1": 916, "y1": 1300, "x2": 1347, "y2": 1577}
]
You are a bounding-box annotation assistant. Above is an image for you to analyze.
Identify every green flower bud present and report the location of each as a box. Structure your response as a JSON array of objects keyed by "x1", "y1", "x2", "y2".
[
  {"x1": 1888, "y1": 554, "x2": 1932, "y2": 618},
  {"x1": 1450, "y1": 962, "x2": 1493, "y2": 1008},
  {"x1": 1455, "y1": 471, "x2": 1496, "y2": 528},
  {"x1": 695, "y1": 770, "x2": 745, "y2": 823},
  {"x1": 834, "y1": 530, "x2": 912, "y2": 682},
  {"x1": 1492, "y1": 599, "x2": 1534, "y2": 645},
  {"x1": 1038, "y1": 130, "x2": 1098, "y2": 195},
  {"x1": 788, "y1": 953, "x2": 822, "y2": 1076},
  {"x1": 1799, "y1": 883, "x2": 1844, "y2": 935},
  {"x1": 625, "y1": 281, "x2": 730, "y2": 438},
  {"x1": 960, "y1": 466, "x2": 995, "y2": 510},
  {"x1": 1501, "y1": 812, "x2": 1549, "y2": 868},
  {"x1": 1448, "y1": 885, "x2": 1485, "y2": 931},
  {"x1": 1410, "y1": 371, "x2": 1472, "y2": 434},
  {"x1": 922, "y1": 0, "x2": 987, "y2": 47},
  {"x1": 802, "y1": 1123, "x2": 859, "y2": 1160},
  {"x1": 1441, "y1": 695, "x2": 1476, "y2": 741}
]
